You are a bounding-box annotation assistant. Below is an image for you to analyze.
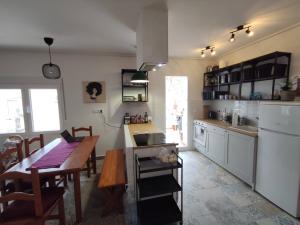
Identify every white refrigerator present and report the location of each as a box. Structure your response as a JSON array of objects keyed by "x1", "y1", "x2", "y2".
[{"x1": 256, "y1": 102, "x2": 300, "y2": 217}]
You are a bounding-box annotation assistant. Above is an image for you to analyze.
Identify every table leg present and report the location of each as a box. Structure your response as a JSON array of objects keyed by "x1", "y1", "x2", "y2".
[
  {"x1": 73, "y1": 171, "x2": 82, "y2": 223},
  {"x1": 92, "y1": 147, "x2": 97, "y2": 174}
]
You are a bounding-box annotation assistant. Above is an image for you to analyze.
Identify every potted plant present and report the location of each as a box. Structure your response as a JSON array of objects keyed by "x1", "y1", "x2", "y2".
[{"x1": 280, "y1": 80, "x2": 297, "y2": 101}]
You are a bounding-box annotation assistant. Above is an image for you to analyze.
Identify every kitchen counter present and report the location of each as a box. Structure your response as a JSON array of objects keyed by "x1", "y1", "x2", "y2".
[
  {"x1": 200, "y1": 119, "x2": 258, "y2": 137},
  {"x1": 124, "y1": 123, "x2": 178, "y2": 197},
  {"x1": 125, "y1": 123, "x2": 177, "y2": 149}
]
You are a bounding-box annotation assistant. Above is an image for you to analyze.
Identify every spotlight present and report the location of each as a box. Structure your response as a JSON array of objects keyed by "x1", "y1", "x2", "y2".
[
  {"x1": 229, "y1": 33, "x2": 235, "y2": 42},
  {"x1": 152, "y1": 68, "x2": 157, "y2": 71},
  {"x1": 211, "y1": 48, "x2": 216, "y2": 56},
  {"x1": 201, "y1": 51, "x2": 206, "y2": 58},
  {"x1": 158, "y1": 63, "x2": 165, "y2": 67},
  {"x1": 246, "y1": 28, "x2": 254, "y2": 36}
]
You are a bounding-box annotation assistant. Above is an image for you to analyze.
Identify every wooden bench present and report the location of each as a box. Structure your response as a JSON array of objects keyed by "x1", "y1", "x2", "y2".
[{"x1": 98, "y1": 149, "x2": 126, "y2": 216}]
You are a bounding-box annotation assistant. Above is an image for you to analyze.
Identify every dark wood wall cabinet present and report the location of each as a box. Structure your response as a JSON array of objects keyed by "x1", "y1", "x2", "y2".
[
  {"x1": 122, "y1": 69, "x2": 148, "y2": 102},
  {"x1": 203, "y1": 51, "x2": 291, "y2": 101}
]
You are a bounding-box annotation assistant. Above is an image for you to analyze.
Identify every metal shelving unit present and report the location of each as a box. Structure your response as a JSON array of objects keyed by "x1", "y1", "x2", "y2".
[
  {"x1": 121, "y1": 69, "x2": 148, "y2": 102},
  {"x1": 135, "y1": 151, "x2": 183, "y2": 225},
  {"x1": 202, "y1": 51, "x2": 292, "y2": 101}
]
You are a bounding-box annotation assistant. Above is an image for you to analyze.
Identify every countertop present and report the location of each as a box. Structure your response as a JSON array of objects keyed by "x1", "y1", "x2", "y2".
[
  {"x1": 200, "y1": 119, "x2": 258, "y2": 137},
  {"x1": 128, "y1": 123, "x2": 162, "y2": 135},
  {"x1": 124, "y1": 123, "x2": 177, "y2": 149}
]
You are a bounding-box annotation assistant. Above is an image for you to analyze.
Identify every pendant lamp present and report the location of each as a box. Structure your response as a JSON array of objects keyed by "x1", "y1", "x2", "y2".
[
  {"x1": 42, "y1": 37, "x2": 61, "y2": 79},
  {"x1": 131, "y1": 71, "x2": 149, "y2": 83}
]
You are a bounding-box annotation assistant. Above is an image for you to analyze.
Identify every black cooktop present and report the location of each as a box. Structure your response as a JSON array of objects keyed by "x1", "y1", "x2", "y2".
[{"x1": 133, "y1": 133, "x2": 166, "y2": 146}]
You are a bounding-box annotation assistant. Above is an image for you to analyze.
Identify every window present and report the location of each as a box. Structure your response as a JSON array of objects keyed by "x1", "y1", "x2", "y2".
[
  {"x1": 29, "y1": 89, "x2": 61, "y2": 132},
  {"x1": 0, "y1": 89, "x2": 25, "y2": 134},
  {"x1": 0, "y1": 84, "x2": 62, "y2": 135}
]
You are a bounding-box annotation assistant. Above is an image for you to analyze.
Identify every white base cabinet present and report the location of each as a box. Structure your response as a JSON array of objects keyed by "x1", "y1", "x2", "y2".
[
  {"x1": 196, "y1": 123, "x2": 257, "y2": 187},
  {"x1": 226, "y1": 131, "x2": 257, "y2": 187},
  {"x1": 207, "y1": 126, "x2": 227, "y2": 167}
]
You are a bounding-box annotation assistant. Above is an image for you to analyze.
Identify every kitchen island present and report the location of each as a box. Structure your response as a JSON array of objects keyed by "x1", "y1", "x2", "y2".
[
  {"x1": 124, "y1": 123, "x2": 179, "y2": 195},
  {"x1": 124, "y1": 123, "x2": 183, "y2": 225}
]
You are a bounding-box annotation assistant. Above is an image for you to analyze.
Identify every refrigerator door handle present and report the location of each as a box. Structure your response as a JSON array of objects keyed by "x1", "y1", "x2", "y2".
[{"x1": 259, "y1": 127, "x2": 300, "y2": 137}]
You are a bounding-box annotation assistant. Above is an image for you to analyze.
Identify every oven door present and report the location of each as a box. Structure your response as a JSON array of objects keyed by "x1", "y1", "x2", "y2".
[{"x1": 194, "y1": 124, "x2": 207, "y2": 147}]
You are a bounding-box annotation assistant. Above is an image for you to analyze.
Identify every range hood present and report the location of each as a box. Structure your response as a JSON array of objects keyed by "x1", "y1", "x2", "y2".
[{"x1": 136, "y1": 7, "x2": 168, "y2": 71}]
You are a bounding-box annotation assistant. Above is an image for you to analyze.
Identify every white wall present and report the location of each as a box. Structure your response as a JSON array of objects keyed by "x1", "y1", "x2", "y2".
[{"x1": 0, "y1": 50, "x2": 212, "y2": 154}]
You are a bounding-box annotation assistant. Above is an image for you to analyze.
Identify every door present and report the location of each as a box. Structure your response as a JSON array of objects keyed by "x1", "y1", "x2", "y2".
[
  {"x1": 165, "y1": 76, "x2": 188, "y2": 148},
  {"x1": 227, "y1": 131, "x2": 255, "y2": 185},
  {"x1": 259, "y1": 104, "x2": 300, "y2": 135},
  {"x1": 256, "y1": 128, "x2": 300, "y2": 217},
  {"x1": 208, "y1": 130, "x2": 226, "y2": 166}
]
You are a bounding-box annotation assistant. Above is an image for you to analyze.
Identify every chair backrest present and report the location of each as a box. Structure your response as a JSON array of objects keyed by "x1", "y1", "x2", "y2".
[
  {"x1": 0, "y1": 143, "x2": 23, "y2": 174},
  {"x1": 24, "y1": 134, "x2": 44, "y2": 157},
  {"x1": 72, "y1": 126, "x2": 93, "y2": 137},
  {"x1": 0, "y1": 168, "x2": 43, "y2": 217}
]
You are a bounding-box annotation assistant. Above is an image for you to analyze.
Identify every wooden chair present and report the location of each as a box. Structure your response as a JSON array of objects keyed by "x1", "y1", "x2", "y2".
[
  {"x1": 24, "y1": 134, "x2": 66, "y2": 188},
  {"x1": 0, "y1": 168, "x2": 66, "y2": 225},
  {"x1": 0, "y1": 143, "x2": 24, "y2": 197},
  {"x1": 24, "y1": 134, "x2": 44, "y2": 157},
  {"x1": 72, "y1": 126, "x2": 96, "y2": 177}
]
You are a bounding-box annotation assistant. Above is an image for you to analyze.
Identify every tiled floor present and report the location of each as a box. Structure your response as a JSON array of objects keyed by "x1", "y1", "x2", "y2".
[
  {"x1": 181, "y1": 151, "x2": 300, "y2": 225},
  {"x1": 47, "y1": 151, "x2": 300, "y2": 225}
]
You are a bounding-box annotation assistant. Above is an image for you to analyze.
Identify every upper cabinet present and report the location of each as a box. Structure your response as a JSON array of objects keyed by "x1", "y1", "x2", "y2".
[
  {"x1": 203, "y1": 51, "x2": 291, "y2": 101},
  {"x1": 121, "y1": 69, "x2": 149, "y2": 103}
]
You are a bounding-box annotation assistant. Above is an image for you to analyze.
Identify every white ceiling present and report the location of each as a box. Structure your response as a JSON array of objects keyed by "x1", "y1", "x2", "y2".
[{"x1": 0, "y1": 0, "x2": 300, "y2": 57}]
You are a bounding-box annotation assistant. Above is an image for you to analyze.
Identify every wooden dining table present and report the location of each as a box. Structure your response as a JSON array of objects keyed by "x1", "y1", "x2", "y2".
[{"x1": 5, "y1": 135, "x2": 99, "y2": 223}]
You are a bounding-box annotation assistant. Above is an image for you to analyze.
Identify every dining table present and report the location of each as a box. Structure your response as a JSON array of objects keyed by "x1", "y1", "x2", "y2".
[{"x1": 5, "y1": 135, "x2": 99, "y2": 223}]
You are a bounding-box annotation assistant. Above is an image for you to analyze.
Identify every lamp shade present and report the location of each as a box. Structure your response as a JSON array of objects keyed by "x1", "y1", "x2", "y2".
[{"x1": 131, "y1": 71, "x2": 149, "y2": 83}]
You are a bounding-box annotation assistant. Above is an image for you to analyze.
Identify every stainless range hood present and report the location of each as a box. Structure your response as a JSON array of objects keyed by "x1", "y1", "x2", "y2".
[{"x1": 136, "y1": 6, "x2": 168, "y2": 71}]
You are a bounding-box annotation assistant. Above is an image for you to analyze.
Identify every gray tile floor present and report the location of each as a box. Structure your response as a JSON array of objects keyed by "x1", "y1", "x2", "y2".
[
  {"x1": 181, "y1": 151, "x2": 300, "y2": 225},
  {"x1": 48, "y1": 150, "x2": 300, "y2": 225}
]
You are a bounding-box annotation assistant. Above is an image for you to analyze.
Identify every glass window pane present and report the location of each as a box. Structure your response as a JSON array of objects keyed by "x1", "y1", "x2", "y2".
[
  {"x1": 0, "y1": 89, "x2": 25, "y2": 134},
  {"x1": 30, "y1": 89, "x2": 61, "y2": 132}
]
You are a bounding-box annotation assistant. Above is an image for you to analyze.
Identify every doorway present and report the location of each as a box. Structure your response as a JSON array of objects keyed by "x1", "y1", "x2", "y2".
[{"x1": 165, "y1": 76, "x2": 188, "y2": 148}]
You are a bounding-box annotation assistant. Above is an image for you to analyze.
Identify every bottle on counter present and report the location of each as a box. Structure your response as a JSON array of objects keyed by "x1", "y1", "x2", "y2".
[
  {"x1": 144, "y1": 112, "x2": 148, "y2": 123},
  {"x1": 124, "y1": 113, "x2": 131, "y2": 125}
]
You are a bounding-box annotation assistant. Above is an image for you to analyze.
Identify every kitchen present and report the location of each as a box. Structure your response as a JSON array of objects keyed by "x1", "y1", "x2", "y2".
[{"x1": 0, "y1": 1, "x2": 300, "y2": 225}]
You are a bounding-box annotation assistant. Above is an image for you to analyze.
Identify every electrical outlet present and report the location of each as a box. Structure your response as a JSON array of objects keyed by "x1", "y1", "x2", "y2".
[{"x1": 92, "y1": 109, "x2": 102, "y2": 114}]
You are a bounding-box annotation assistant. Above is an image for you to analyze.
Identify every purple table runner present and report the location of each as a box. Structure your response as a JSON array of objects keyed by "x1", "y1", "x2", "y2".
[{"x1": 29, "y1": 141, "x2": 80, "y2": 170}]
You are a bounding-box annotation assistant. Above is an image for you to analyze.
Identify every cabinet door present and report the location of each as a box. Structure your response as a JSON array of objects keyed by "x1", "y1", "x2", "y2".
[
  {"x1": 227, "y1": 131, "x2": 256, "y2": 185},
  {"x1": 208, "y1": 129, "x2": 226, "y2": 166}
]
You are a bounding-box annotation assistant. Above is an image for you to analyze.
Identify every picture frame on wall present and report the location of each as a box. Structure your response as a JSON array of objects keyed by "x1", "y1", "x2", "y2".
[{"x1": 82, "y1": 81, "x2": 106, "y2": 103}]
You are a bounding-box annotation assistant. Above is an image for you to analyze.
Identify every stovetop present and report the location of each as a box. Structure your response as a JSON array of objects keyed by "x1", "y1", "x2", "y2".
[{"x1": 133, "y1": 133, "x2": 166, "y2": 146}]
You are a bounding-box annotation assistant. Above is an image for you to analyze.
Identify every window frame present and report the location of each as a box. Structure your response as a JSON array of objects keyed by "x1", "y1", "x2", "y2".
[{"x1": 0, "y1": 77, "x2": 65, "y2": 137}]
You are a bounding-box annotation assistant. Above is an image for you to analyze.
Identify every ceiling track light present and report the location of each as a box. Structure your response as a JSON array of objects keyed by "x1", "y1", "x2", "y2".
[
  {"x1": 245, "y1": 27, "x2": 254, "y2": 36},
  {"x1": 229, "y1": 33, "x2": 235, "y2": 42},
  {"x1": 201, "y1": 51, "x2": 206, "y2": 58},
  {"x1": 200, "y1": 46, "x2": 216, "y2": 57},
  {"x1": 229, "y1": 25, "x2": 254, "y2": 42}
]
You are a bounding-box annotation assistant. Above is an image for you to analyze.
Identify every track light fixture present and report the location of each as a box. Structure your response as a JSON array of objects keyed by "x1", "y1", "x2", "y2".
[
  {"x1": 229, "y1": 25, "x2": 254, "y2": 42},
  {"x1": 245, "y1": 27, "x2": 254, "y2": 36},
  {"x1": 200, "y1": 46, "x2": 216, "y2": 57},
  {"x1": 201, "y1": 51, "x2": 206, "y2": 58},
  {"x1": 229, "y1": 33, "x2": 235, "y2": 42}
]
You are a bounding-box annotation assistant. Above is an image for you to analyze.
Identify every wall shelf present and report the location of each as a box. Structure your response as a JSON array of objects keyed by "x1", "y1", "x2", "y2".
[
  {"x1": 203, "y1": 51, "x2": 291, "y2": 101},
  {"x1": 122, "y1": 69, "x2": 148, "y2": 102}
]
